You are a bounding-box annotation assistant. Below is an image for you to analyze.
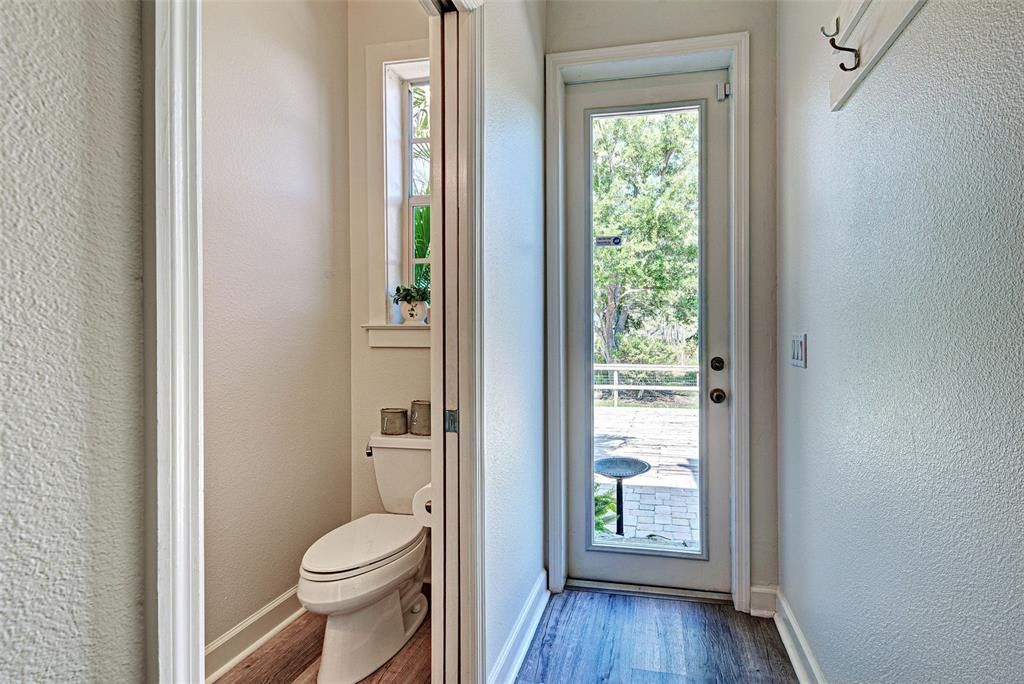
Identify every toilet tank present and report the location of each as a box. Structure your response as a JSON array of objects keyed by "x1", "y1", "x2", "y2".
[{"x1": 368, "y1": 433, "x2": 431, "y2": 514}]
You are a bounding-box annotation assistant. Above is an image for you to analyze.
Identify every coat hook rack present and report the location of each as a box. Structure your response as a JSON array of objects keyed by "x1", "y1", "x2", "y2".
[
  {"x1": 829, "y1": 36, "x2": 861, "y2": 72},
  {"x1": 820, "y1": 17, "x2": 840, "y2": 38}
]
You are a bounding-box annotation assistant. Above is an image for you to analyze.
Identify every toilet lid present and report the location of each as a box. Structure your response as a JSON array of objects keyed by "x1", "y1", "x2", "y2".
[{"x1": 301, "y1": 514, "x2": 424, "y2": 574}]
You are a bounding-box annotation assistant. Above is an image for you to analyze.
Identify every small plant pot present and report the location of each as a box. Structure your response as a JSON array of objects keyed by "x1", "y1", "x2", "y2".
[{"x1": 400, "y1": 301, "x2": 429, "y2": 325}]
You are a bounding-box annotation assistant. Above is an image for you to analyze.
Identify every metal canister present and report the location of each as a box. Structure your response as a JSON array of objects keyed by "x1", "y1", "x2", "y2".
[
  {"x1": 409, "y1": 400, "x2": 431, "y2": 436},
  {"x1": 380, "y1": 408, "x2": 408, "y2": 435}
]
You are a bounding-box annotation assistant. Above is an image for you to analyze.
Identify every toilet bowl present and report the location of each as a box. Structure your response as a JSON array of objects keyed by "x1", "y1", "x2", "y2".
[
  {"x1": 298, "y1": 513, "x2": 429, "y2": 684},
  {"x1": 298, "y1": 433, "x2": 432, "y2": 684}
]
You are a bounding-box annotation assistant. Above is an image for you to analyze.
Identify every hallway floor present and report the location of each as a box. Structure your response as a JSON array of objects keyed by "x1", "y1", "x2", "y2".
[{"x1": 517, "y1": 589, "x2": 796, "y2": 683}]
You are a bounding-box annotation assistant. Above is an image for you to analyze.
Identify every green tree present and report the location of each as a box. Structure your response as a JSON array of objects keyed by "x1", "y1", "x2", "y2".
[
  {"x1": 615, "y1": 334, "x2": 679, "y2": 365},
  {"x1": 591, "y1": 109, "x2": 700, "y2": 364}
]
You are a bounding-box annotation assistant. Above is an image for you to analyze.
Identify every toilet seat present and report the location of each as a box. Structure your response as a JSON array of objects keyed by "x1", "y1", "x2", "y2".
[{"x1": 301, "y1": 513, "x2": 425, "y2": 582}]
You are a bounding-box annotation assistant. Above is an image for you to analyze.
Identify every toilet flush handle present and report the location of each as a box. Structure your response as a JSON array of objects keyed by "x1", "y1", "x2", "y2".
[{"x1": 365, "y1": 442, "x2": 373, "y2": 458}]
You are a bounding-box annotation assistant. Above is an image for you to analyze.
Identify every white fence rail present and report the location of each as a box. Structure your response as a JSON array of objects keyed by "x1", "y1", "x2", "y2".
[{"x1": 594, "y1": 363, "x2": 700, "y2": 407}]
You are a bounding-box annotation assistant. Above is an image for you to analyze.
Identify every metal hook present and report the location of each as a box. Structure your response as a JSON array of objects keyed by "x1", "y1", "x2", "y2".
[
  {"x1": 821, "y1": 17, "x2": 840, "y2": 38},
  {"x1": 829, "y1": 36, "x2": 861, "y2": 71}
]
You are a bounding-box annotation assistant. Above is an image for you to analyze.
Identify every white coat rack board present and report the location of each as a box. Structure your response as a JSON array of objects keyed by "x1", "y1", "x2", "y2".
[{"x1": 825, "y1": 0, "x2": 929, "y2": 111}]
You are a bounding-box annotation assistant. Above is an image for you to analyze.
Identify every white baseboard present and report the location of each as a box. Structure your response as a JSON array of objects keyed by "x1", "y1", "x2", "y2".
[
  {"x1": 487, "y1": 570, "x2": 550, "y2": 684},
  {"x1": 749, "y1": 584, "x2": 778, "y2": 618},
  {"x1": 774, "y1": 590, "x2": 827, "y2": 684},
  {"x1": 205, "y1": 585, "x2": 306, "y2": 683}
]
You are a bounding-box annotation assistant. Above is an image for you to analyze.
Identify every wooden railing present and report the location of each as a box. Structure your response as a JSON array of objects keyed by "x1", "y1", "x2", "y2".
[{"x1": 593, "y1": 363, "x2": 699, "y2": 407}]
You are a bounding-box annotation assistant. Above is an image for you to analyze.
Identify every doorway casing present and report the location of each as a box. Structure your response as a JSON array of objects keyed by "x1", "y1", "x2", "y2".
[
  {"x1": 544, "y1": 32, "x2": 752, "y2": 612},
  {"x1": 148, "y1": 1, "x2": 484, "y2": 681}
]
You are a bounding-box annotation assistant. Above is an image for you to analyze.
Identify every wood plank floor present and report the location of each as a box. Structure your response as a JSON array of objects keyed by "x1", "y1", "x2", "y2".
[
  {"x1": 217, "y1": 611, "x2": 430, "y2": 684},
  {"x1": 516, "y1": 589, "x2": 797, "y2": 683}
]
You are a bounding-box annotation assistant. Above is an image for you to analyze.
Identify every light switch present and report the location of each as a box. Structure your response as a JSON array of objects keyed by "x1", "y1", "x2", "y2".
[{"x1": 791, "y1": 333, "x2": 807, "y2": 368}]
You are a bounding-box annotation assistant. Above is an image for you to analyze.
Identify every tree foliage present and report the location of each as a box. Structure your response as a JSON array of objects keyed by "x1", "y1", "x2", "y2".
[
  {"x1": 615, "y1": 334, "x2": 679, "y2": 365},
  {"x1": 591, "y1": 108, "x2": 700, "y2": 364}
]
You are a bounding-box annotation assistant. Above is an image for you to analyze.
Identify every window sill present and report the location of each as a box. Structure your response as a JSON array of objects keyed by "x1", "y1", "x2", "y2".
[{"x1": 361, "y1": 324, "x2": 431, "y2": 349}]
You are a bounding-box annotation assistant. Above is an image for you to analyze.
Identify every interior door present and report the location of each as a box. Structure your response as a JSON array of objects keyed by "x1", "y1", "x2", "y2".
[
  {"x1": 565, "y1": 71, "x2": 731, "y2": 593},
  {"x1": 428, "y1": 10, "x2": 460, "y2": 682}
]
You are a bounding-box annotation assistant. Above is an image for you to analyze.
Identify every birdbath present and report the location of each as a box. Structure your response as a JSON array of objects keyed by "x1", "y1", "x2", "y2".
[{"x1": 594, "y1": 456, "x2": 651, "y2": 536}]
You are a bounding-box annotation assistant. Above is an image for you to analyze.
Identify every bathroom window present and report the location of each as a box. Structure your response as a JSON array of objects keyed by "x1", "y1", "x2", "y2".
[
  {"x1": 365, "y1": 51, "x2": 432, "y2": 340},
  {"x1": 405, "y1": 81, "x2": 431, "y2": 291},
  {"x1": 382, "y1": 60, "x2": 431, "y2": 313}
]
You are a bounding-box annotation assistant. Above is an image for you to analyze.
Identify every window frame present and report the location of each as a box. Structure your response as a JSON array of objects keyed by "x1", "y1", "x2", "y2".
[{"x1": 363, "y1": 46, "x2": 428, "y2": 334}]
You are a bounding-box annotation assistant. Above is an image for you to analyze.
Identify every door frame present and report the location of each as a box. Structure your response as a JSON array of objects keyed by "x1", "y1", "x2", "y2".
[
  {"x1": 148, "y1": 1, "x2": 483, "y2": 681},
  {"x1": 147, "y1": 1, "x2": 204, "y2": 680},
  {"x1": 544, "y1": 32, "x2": 753, "y2": 613},
  {"x1": 430, "y1": 7, "x2": 488, "y2": 682}
]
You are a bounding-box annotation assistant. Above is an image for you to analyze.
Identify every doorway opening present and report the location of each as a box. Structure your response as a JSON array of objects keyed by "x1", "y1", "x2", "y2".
[{"x1": 546, "y1": 33, "x2": 751, "y2": 608}]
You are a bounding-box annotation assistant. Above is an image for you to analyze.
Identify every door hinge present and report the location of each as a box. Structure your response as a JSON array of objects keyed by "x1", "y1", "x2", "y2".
[
  {"x1": 716, "y1": 82, "x2": 732, "y2": 101},
  {"x1": 444, "y1": 409, "x2": 459, "y2": 434}
]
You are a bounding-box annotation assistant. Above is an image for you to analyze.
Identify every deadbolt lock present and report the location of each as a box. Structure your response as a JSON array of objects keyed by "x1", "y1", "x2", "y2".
[
  {"x1": 710, "y1": 356, "x2": 725, "y2": 371},
  {"x1": 709, "y1": 388, "x2": 727, "y2": 404}
]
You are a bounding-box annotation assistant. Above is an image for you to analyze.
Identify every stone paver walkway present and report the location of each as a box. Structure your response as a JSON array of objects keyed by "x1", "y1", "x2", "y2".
[{"x1": 594, "y1": 407, "x2": 701, "y2": 550}]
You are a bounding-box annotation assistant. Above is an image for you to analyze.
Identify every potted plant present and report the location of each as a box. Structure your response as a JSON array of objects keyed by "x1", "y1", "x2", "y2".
[{"x1": 392, "y1": 284, "x2": 430, "y2": 325}]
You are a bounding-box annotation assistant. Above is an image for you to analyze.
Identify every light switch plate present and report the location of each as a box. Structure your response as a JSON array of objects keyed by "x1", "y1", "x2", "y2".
[{"x1": 791, "y1": 333, "x2": 807, "y2": 368}]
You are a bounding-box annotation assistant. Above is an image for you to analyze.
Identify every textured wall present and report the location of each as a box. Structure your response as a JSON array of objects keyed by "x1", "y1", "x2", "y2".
[
  {"x1": 203, "y1": 0, "x2": 352, "y2": 641},
  {"x1": 0, "y1": 2, "x2": 145, "y2": 680},
  {"x1": 545, "y1": 0, "x2": 780, "y2": 588},
  {"x1": 482, "y1": 0, "x2": 548, "y2": 676},
  {"x1": 777, "y1": 1, "x2": 1024, "y2": 680},
  {"x1": 346, "y1": 0, "x2": 431, "y2": 518}
]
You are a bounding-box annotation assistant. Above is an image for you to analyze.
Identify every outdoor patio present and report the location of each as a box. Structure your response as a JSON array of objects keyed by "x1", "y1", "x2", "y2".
[{"x1": 594, "y1": 406, "x2": 701, "y2": 550}]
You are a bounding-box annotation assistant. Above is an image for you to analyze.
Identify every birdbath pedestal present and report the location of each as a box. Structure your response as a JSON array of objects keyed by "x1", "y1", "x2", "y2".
[{"x1": 594, "y1": 456, "x2": 651, "y2": 536}]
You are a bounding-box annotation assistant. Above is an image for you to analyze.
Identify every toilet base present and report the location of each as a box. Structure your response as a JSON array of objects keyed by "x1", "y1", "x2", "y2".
[{"x1": 317, "y1": 587, "x2": 428, "y2": 684}]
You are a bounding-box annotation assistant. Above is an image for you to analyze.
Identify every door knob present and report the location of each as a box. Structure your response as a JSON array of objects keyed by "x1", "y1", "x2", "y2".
[{"x1": 709, "y1": 388, "x2": 727, "y2": 404}]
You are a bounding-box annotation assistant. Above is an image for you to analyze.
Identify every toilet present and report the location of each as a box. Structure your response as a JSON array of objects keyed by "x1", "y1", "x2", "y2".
[{"x1": 298, "y1": 433, "x2": 432, "y2": 684}]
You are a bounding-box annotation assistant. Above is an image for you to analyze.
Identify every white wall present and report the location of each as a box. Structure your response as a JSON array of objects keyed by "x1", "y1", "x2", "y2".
[
  {"x1": 481, "y1": 0, "x2": 548, "y2": 677},
  {"x1": 777, "y1": 1, "x2": 1024, "y2": 681},
  {"x1": 545, "y1": 0, "x2": 780, "y2": 589},
  {"x1": 202, "y1": 0, "x2": 351, "y2": 641},
  {"x1": 347, "y1": 0, "x2": 431, "y2": 518},
  {"x1": 0, "y1": 2, "x2": 145, "y2": 680}
]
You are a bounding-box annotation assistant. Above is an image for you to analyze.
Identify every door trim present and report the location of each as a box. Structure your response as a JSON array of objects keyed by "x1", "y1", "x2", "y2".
[
  {"x1": 455, "y1": 8, "x2": 487, "y2": 683},
  {"x1": 544, "y1": 32, "x2": 752, "y2": 612},
  {"x1": 146, "y1": 1, "x2": 204, "y2": 681}
]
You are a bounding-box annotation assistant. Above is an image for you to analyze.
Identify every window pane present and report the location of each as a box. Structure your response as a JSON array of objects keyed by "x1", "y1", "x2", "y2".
[
  {"x1": 413, "y1": 206, "x2": 430, "y2": 259},
  {"x1": 590, "y1": 106, "x2": 702, "y2": 555},
  {"x1": 414, "y1": 262, "x2": 431, "y2": 290},
  {"x1": 412, "y1": 142, "x2": 430, "y2": 196},
  {"x1": 412, "y1": 84, "x2": 430, "y2": 139}
]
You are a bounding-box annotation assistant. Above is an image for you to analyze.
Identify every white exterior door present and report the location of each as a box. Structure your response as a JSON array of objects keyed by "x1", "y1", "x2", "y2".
[{"x1": 564, "y1": 71, "x2": 732, "y2": 592}]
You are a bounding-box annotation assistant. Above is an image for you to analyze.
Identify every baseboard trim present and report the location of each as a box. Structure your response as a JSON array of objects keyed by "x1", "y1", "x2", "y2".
[
  {"x1": 750, "y1": 584, "x2": 778, "y2": 618},
  {"x1": 774, "y1": 590, "x2": 827, "y2": 684},
  {"x1": 487, "y1": 570, "x2": 550, "y2": 684},
  {"x1": 205, "y1": 585, "x2": 306, "y2": 683}
]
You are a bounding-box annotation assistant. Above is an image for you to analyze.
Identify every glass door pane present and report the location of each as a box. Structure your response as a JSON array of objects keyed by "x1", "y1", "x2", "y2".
[{"x1": 590, "y1": 105, "x2": 702, "y2": 555}]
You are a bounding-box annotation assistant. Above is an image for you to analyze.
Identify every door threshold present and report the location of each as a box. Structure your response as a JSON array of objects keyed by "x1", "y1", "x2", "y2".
[{"x1": 565, "y1": 579, "x2": 732, "y2": 605}]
